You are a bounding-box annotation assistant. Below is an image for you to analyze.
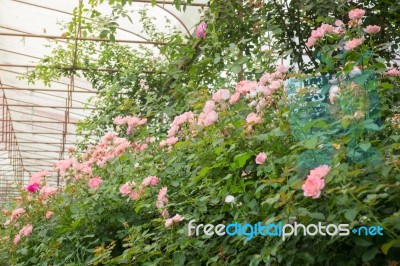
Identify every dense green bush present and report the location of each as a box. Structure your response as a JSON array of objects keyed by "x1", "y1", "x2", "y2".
[{"x1": 1, "y1": 2, "x2": 400, "y2": 265}]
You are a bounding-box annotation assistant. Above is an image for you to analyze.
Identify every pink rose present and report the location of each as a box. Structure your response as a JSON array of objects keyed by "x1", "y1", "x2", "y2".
[
  {"x1": 302, "y1": 175, "x2": 325, "y2": 199},
  {"x1": 333, "y1": 27, "x2": 344, "y2": 35},
  {"x1": 158, "y1": 187, "x2": 168, "y2": 202},
  {"x1": 306, "y1": 37, "x2": 318, "y2": 48},
  {"x1": 345, "y1": 38, "x2": 363, "y2": 51},
  {"x1": 348, "y1": 8, "x2": 365, "y2": 20},
  {"x1": 172, "y1": 214, "x2": 184, "y2": 223},
  {"x1": 11, "y1": 208, "x2": 25, "y2": 221},
  {"x1": 385, "y1": 68, "x2": 400, "y2": 76},
  {"x1": 269, "y1": 80, "x2": 282, "y2": 91},
  {"x1": 335, "y1": 20, "x2": 344, "y2": 27},
  {"x1": 142, "y1": 176, "x2": 159, "y2": 187},
  {"x1": 20, "y1": 224, "x2": 33, "y2": 237},
  {"x1": 195, "y1": 21, "x2": 207, "y2": 38},
  {"x1": 212, "y1": 89, "x2": 231, "y2": 102},
  {"x1": 165, "y1": 136, "x2": 179, "y2": 146},
  {"x1": 309, "y1": 165, "x2": 331, "y2": 179},
  {"x1": 246, "y1": 113, "x2": 262, "y2": 124},
  {"x1": 311, "y1": 28, "x2": 325, "y2": 39},
  {"x1": 255, "y1": 152, "x2": 267, "y2": 165},
  {"x1": 45, "y1": 211, "x2": 53, "y2": 219},
  {"x1": 13, "y1": 234, "x2": 21, "y2": 245},
  {"x1": 229, "y1": 92, "x2": 241, "y2": 104},
  {"x1": 364, "y1": 25, "x2": 381, "y2": 34},
  {"x1": 204, "y1": 111, "x2": 218, "y2": 126},
  {"x1": 27, "y1": 183, "x2": 40, "y2": 193},
  {"x1": 88, "y1": 177, "x2": 102, "y2": 189},
  {"x1": 302, "y1": 165, "x2": 331, "y2": 199},
  {"x1": 165, "y1": 218, "x2": 174, "y2": 228},
  {"x1": 320, "y1": 23, "x2": 334, "y2": 33},
  {"x1": 129, "y1": 191, "x2": 140, "y2": 200},
  {"x1": 276, "y1": 65, "x2": 288, "y2": 73},
  {"x1": 120, "y1": 183, "x2": 132, "y2": 195},
  {"x1": 161, "y1": 210, "x2": 169, "y2": 219},
  {"x1": 39, "y1": 185, "x2": 58, "y2": 198},
  {"x1": 203, "y1": 100, "x2": 215, "y2": 114}
]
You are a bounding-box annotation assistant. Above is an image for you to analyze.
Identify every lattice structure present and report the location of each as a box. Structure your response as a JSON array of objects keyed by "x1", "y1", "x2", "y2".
[
  {"x1": 0, "y1": 0, "x2": 206, "y2": 203},
  {"x1": 0, "y1": 92, "x2": 25, "y2": 202}
]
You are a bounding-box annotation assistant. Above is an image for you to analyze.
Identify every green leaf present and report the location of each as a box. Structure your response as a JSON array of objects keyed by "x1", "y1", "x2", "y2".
[
  {"x1": 359, "y1": 142, "x2": 371, "y2": 152},
  {"x1": 308, "y1": 212, "x2": 325, "y2": 220},
  {"x1": 363, "y1": 120, "x2": 380, "y2": 131},
  {"x1": 381, "y1": 239, "x2": 400, "y2": 255},
  {"x1": 262, "y1": 194, "x2": 279, "y2": 205},
  {"x1": 173, "y1": 252, "x2": 186, "y2": 265},
  {"x1": 232, "y1": 65, "x2": 242, "y2": 74},
  {"x1": 231, "y1": 152, "x2": 251, "y2": 169},
  {"x1": 344, "y1": 209, "x2": 358, "y2": 222},
  {"x1": 301, "y1": 139, "x2": 318, "y2": 149},
  {"x1": 353, "y1": 237, "x2": 372, "y2": 247},
  {"x1": 255, "y1": 183, "x2": 268, "y2": 195},
  {"x1": 192, "y1": 167, "x2": 211, "y2": 183},
  {"x1": 362, "y1": 247, "x2": 378, "y2": 262}
]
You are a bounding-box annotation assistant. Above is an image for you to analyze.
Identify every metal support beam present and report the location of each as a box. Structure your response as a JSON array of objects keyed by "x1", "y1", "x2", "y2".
[
  {"x1": 0, "y1": 64, "x2": 158, "y2": 74},
  {"x1": 0, "y1": 104, "x2": 94, "y2": 110},
  {"x1": 1, "y1": 119, "x2": 77, "y2": 124},
  {"x1": 4, "y1": 132, "x2": 77, "y2": 135},
  {"x1": 0, "y1": 32, "x2": 168, "y2": 45},
  {"x1": 0, "y1": 86, "x2": 95, "y2": 93}
]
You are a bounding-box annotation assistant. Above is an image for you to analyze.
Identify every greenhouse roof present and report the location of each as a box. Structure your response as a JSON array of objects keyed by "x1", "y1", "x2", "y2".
[{"x1": 0, "y1": 0, "x2": 207, "y2": 201}]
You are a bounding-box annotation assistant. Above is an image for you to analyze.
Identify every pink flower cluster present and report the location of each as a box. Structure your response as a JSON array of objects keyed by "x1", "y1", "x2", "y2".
[
  {"x1": 142, "y1": 176, "x2": 160, "y2": 187},
  {"x1": 81, "y1": 133, "x2": 131, "y2": 169},
  {"x1": 89, "y1": 177, "x2": 102, "y2": 189},
  {"x1": 302, "y1": 165, "x2": 331, "y2": 199},
  {"x1": 156, "y1": 187, "x2": 168, "y2": 209},
  {"x1": 345, "y1": 38, "x2": 363, "y2": 51},
  {"x1": 39, "y1": 185, "x2": 58, "y2": 200},
  {"x1": 120, "y1": 176, "x2": 159, "y2": 200},
  {"x1": 385, "y1": 68, "x2": 400, "y2": 76},
  {"x1": 160, "y1": 111, "x2": 195, "y2": 148},
  {"x1": 149, "y1": 186, "x2": 184, "y2": 228},
  {"x1": 120, "y1": 181, "x2": 143, "y2": 200},
  {"x1": 13, "y1": 224, "x2": 33, "y2": 245},
  {"x1": 348, "y1": 8, "x2": 365, "y2": 20},
  {"x1": 306, "y1": 23, "x2": 337, "y2": 48},
  {"x1": 160, "y1": 66, "x2": 286, "y2": 150},
  {"x1": 11, "y1": 208, "x2": 25, "y2": 221},
  {"x1": 131, "y1": 141, "x2": 148, "y2": 152},
  {"x1": 195, "y1": 21, "x2": 207, "y2": 38},
  {"x1": 165, "y1": 214, "x2": 184, "y2": 228},
  {"x1": 25, "y1": 170, "x2": 51, "y2": 193},
  {"x1": 113, "y1": 115, "x2": 147, "y2": 135},
  {"x1": 246, "y1": 113, "x2": 262, "y2": 124},
  {"x1": 54, "y1": 158, "x2": 78, "y2": 174},
  {"x1": 364, "y1": 25, "x2": 381, "y2": 34},
  {"x1": 28, "y1": 170, "x2": 49, "y2": 185},
  {"x1": 198, "y1": 100, "x2": 219, "y2": 127},
  {"x1": 305, "y1": 8, "x2": 376, "y2": 49}
]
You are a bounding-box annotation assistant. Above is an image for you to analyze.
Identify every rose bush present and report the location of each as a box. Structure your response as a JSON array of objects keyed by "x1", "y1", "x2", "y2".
[{"x1": 1, "y1": 5, "x2": 400, "y2": 266}]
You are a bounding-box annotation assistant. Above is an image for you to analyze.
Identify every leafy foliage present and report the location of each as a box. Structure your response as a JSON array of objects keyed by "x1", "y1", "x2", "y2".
[{"x1": 1, "y1": 1, "x2": 400, "y2": 266}]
